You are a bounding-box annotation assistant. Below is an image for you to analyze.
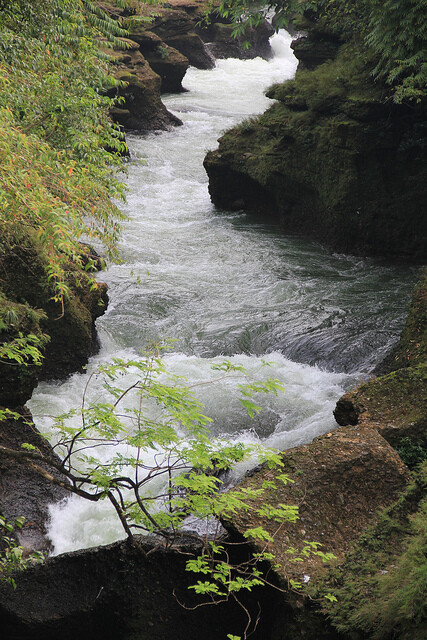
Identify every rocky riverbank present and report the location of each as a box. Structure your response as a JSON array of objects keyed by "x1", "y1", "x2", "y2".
[
  {"x1": 200, "y1": 3, "x2": 426, "y2": 635},
  {"x1": 203, "y1": 16, "x2": 427, "y2": 259},
  {"x1": 104, "y1": 0, "x2": 275, "y2": 132},
  {"x1": 1, "y1": 2, "x2": 426, "y2": 638}
]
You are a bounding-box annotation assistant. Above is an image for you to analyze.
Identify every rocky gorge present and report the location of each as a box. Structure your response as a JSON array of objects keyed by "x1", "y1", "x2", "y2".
[{"x1": 0, "y1": 1, "x2": 426, "y2": 639}]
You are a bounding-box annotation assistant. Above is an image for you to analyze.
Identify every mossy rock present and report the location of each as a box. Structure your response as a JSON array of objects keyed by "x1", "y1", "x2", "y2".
[
  {"x1": 0, "y1": 296, "x2": 48, "y2": 406},
  {"x1": 313, "y1": 463, "x2": 427, "y2": 640},
  {"x1": 0, "y1": 231, "x2": 108, "y2": 404},
  {"x1": 335, "y1": 364, "x2": 427, "y2": 447},
  {"x1": 204, "y1": 42, "x2": 427, "y2": 259},
  {"x1": 388, "y1": 268, "x2": 427, "y2": 370},
  {"x1": 335, "y1": 272, "x2": 427, "y2": 447}
]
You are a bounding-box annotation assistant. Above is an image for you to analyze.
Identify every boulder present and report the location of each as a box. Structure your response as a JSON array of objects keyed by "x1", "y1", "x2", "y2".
[
  {"x1": 0, "y1": 535, "x2": 275, "y2": 640},
  {"x1": 127, "y1": 27, "x2": 190, "y2": 93},
  {"x1": 0, "y1": 407, "x2": 68, "y2": 554},
  {"x1": 334, "y1": 365, "x2": 427, "y2": 447},
  {"x1": 223, "y1": 425, "x2": 410, "y2": 586},
  {"x1": 163, "y1": 32, "x2": 215, "y2": 69},
  {"x1": 291, "y1": 32, "x2": 341, "y2": 70},
  {"x1": 379, "y1": 268, "x2": 427, "y2": 373}
]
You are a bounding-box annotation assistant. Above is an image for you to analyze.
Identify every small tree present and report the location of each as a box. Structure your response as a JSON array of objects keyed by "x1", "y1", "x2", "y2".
[{"x1": 0, "y1": 347, "x2": 334, "y2": 637}]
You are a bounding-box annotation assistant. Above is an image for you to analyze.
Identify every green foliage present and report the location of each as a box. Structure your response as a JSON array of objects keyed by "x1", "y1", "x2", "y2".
[
  {"x1": 0, "y1": 295, "x2": 49, "y2": 366},
  {"x1": 155, "y1": 44, "x2": 170, "y2": 59},
  {"x1": 1, "y1": 348, "x2": 329, "y2": 635},
  {"x1": 267, "y1": 40, "x2": 381, "y2": 110},
  {"x1": 0, "y1": 0, "x2": 127, "y2": 308},
  {"x1": 215, "y1": 0, "x2": 426, "y2": 103},
  {"x1": 367, "y1": 0, "x2": 427, "y2": 103},
  {"x1": 0, "y1": 333, "x2": 45, "y2": 366},
  {"x1": 397, "y1": 437, "x2": 427, "y2": 470},
  {"x1": 0, "y1": 515, "x2": 45, "y2": 589}
]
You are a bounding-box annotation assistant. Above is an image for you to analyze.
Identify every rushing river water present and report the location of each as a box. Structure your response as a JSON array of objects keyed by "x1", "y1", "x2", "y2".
[{"x1": 29, "y1": 32, "x2": 415, "y2": 554}]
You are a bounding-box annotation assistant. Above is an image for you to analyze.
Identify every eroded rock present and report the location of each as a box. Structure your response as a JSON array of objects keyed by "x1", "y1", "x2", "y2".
[
  {"x1": 291, "y1": 32, "x2": 341, "y2": 69},
  {"x1": 109, "y1": 39, "x2": 182, "y2": 130},
  {"x1": 198, "y1": 19, "x2": 274, "y2": 61},
  {"x1": 150, "y1": 8, "x2": 214, "y2": 69}
]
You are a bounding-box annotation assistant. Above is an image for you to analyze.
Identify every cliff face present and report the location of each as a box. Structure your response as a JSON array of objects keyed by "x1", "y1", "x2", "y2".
[{"x1": 204, "y1": 40, "x2": 427, "y2": 259}]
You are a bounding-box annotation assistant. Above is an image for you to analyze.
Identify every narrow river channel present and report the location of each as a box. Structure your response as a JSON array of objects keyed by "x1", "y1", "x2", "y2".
[{"x1": 29, "y1": 32, "x2": 415, "y2": 554}]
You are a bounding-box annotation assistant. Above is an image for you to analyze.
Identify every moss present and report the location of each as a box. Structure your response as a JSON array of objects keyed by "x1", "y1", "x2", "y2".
[
  {"x1": 356, "y1": 365, "x2": 426, "y2": 427},
  {"x1": 0, "y1": 294, "x2": 49, "y2": 406},
  {"x1": 312, "y1": 463, "x2": 427, "y2": 640},
  {"x1": 268, "y1": 42, "x2": 381, "y2": 108},
  {"x1": 335, "y1": 271, "x2": 427, "y2": 449},
  {"x1": 0, "y1": 229, "x2": 108, "y2": 402}
]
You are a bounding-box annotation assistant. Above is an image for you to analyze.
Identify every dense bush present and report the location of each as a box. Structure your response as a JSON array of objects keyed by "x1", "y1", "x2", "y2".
[
  {"x1": 0, "y1": 0, "x2": 127, "y2": 309},
  {"x1": 217, "y1": 0, "x2": 426, "y2": 103}
]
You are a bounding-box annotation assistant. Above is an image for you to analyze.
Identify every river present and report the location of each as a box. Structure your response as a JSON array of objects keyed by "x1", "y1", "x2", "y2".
[{"x1": 28, "y1": 31, "x2": 415, "y2": 555}]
